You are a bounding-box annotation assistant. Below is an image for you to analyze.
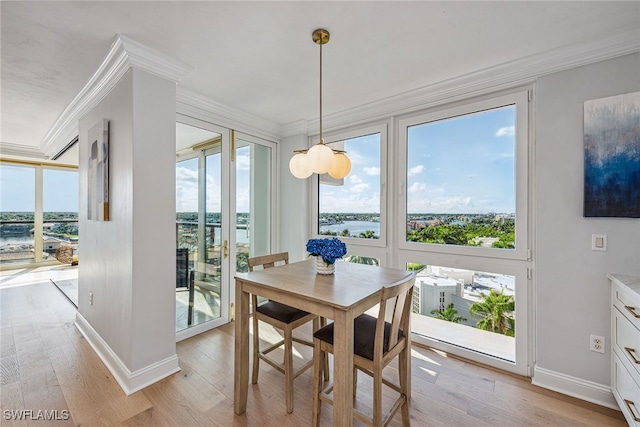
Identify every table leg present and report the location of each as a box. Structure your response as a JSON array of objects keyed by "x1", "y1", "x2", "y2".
[
  {"x1": 234, "y1": 279, "x2": 249, "y2": 415},
  {"x1": 332, "y1": 309, "x2": 354, "y2": 427}
]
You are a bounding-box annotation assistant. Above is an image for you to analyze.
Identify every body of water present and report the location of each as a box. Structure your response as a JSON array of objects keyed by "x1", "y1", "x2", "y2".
[
  {"x1": 0, "y1": 235, "x2": 34, "y2": 245},
  {"x1": 320, "y1": 220, "x2": 380, "y2": 237}
]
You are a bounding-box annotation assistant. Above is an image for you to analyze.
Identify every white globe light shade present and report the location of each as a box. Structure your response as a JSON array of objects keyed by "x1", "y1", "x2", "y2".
[
  {"x1": 289, "y1": 153, "x2": 312, "y2": 178},
  {"x1": 328, "y1": 153, "x2": 352, "y2": 179},
  {"x1": 306, "y1": 143, "x2": 334, "y2": 174}
]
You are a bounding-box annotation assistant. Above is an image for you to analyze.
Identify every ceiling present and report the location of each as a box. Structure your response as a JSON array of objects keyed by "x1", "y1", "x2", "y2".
[{"x1": 2, "y1": 1, "x2": 639, "y2": 163}]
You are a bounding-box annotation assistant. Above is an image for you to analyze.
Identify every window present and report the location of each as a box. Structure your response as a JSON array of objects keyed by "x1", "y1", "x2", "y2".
[
  {"x1": 43, "y1": 168, "x2": 79, "y2": 260},
  {"x1": 1, "y1": 162, "x2": 78, "y2": 266},
  {"x1": 398, "y1": 90, "x2": 530, "y2": 375},
  {"x1": 0, "y1": 164, "x2": 35, "y2": 264},
  {"x1": 399, "y1": 91, "x2": 529, "y2": 260},
  {"x1": 316, "y1": 124, "x2": 387, "y2": 248},
  {"x1": 408, "y1": 262, "x2": 520, "y2": 363}
]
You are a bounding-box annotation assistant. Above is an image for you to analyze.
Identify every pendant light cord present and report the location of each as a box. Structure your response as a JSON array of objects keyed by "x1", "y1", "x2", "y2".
[{"x1": 319, "y1": 38, "x2": 323, "y2": 144}]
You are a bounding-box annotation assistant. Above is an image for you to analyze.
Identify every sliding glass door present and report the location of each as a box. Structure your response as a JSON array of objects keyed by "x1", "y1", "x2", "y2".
[
  {"x1": 176, "y1": 118, "x2": 230, "y2": 339},
  {"x1": 175, "y1": 118, "x2": 275, "y2": 340}
]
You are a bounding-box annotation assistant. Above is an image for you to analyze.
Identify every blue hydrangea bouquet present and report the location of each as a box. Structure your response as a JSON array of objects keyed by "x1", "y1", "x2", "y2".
[{"x1": 306, "y1": 237, "x2": 347, "y2": 265}]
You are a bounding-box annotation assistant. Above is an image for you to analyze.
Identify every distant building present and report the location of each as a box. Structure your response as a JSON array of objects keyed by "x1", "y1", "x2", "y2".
[
  {"x1": 472, "y1": 236, "x2": 499, "y2": 247},
  {"x1": 494, "y1": 213, "x2": 516, "y2": 223},
  {"x1": 406, "y1": 219, "x2": 441, "y2": 231},
  {"x1": 413, "y1": 267, "x2": 515, "y2": 328},
  {"x1": 413, "y1": 272, "x2": 463, "y2": 315}
]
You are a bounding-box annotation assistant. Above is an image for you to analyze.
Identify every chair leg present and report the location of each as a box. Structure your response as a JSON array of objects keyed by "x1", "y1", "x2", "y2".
[
  {"x1": 353, "y1": 366, "x2": 358, "y2": 400},
  {"x1": 312, "y1": 340, "x2": 323, "y2": 427},
  {"x1": 320, "y1": 317, "x2": 330, "y2": 381},
  {"x1": 284, "y1": 326, "x2": 294, "y2": 413},
  {"x1": 251, "y1": 314, "x2": 260, "y2": 385},
  {"x1": 372, "y1": 365, "x2": 383, "y2": 427},
  {"x1": 399, "y1": 347, "x2": 410, "y2": 426}
]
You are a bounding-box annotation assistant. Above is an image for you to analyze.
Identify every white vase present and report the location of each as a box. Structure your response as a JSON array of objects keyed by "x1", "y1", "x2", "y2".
[{"x1": 315, "y1": 256, "x2": 335, "y2": 275}]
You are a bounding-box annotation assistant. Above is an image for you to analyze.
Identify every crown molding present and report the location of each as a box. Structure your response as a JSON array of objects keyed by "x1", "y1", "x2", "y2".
[
  {"x1": 176, "y1": 87, "x2": 281, "y2": 142},
  {"x1": 280, "y1": 119, "x2": 309, "y2": 138},
  {"x1": 0, "y1": 142, "x2": 48, "y2": 160},
  {"x1": 283, "y1": 28, "x2": 640, "y2": 138},
  {"x1": 40, "y1": 35, "x2": 193, "y2": 158}
]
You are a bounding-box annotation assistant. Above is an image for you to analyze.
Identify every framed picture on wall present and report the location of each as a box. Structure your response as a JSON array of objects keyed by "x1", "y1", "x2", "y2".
[
  {"x1": 584, "y1": 91, "x2": 640, "y2": 218},
  {"x1": 88, "y1": 119, "x2": 110, "y2": 221}
]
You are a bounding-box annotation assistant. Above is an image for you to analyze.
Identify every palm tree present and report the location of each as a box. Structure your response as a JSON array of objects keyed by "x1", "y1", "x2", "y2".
[
  {"x1": 430, "y1": 303, "x2": 467, "y2": 324},
  {"x1": 469, "y1": 289, "x2": 515, "y2": 337}
]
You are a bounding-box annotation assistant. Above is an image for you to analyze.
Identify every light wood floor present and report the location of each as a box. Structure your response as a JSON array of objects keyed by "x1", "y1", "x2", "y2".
[{"x1": 0, "y1": 280, "x2": 626, "y2": 426}]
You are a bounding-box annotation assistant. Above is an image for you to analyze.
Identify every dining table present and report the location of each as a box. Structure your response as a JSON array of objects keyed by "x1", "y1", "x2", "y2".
[{"x1": 234, "y1": 258, "x2": 415, "y2": 426}]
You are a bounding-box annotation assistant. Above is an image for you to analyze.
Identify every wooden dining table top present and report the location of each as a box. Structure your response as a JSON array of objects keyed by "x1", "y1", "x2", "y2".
[{"x1": 235, "y1": 258, "x2": 415, "y2": 311}]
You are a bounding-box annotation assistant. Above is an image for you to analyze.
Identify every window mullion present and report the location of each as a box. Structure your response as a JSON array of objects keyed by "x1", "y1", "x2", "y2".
[{"x1": 34, "y1": 166, "x2": 44, "y2": 263}]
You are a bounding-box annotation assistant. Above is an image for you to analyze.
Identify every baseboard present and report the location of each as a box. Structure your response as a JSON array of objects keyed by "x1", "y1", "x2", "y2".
[
  {"x1": 75, "y1": 313, "x2": 181, "y2": 395},
  {"x1": 532, "y1": 366, "x2": 619, "y2": 410}
]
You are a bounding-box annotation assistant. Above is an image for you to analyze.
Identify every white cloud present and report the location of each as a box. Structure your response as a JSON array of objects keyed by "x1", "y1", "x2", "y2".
[
  {"x1": 496, "y1": 126, "x2": 515, "y2": 137},
  {"x1": 363, "y1": 166, "x2": 380, "y2": 176},
  {"x1": 349, "y1": 175, "x2": 363, "y2": 184},
  {"x1": 235, "y1": 152, "x2": 250, "y2": 171},
  {"x1": 350, "y1": 183, "x2": 370, "y2": 193},
  {"x1": 408, "y1": 182, "x2": 426, "y2": 193},
  {"x1": 408, "y1": 165, "x2": 425, "y2": 176},
  {"x1": 176, "y1": 166, "x2": 199, "y2": 211},
  {"x1": 408, "y1": 196, "x2": 477, "y2": 213},
  {"x1": 319, "y1": 191, "x2": 380, "y2": 213}
]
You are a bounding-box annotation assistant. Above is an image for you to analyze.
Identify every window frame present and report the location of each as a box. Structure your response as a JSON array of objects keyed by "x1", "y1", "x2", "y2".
[
  {"x1": 0, "y1": 160, "x2": 78, "y2": 268},
  {"x1": 397, "y1": 249, "x2": 530, "y2": 375},
  {"x1": 397, "y1": 90, "x2": 530, "y2": 261},
  {"x1": 311, "y1": 122, "x2": 388, "y2": 251}
]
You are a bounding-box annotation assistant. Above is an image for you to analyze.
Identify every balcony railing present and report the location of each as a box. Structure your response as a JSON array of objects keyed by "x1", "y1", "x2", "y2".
[{"x1": 0, "y1": 219, "x2": 78, "y2": 265}]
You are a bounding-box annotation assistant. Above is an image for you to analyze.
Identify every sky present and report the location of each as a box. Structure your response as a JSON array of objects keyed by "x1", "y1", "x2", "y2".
[
  {"x1": 1, "y1": 165, "x2": 78, "y2": 212},
  {"x1": 176, "y1": 144, "x2": 256, "y2": 214},
  {"x1": 320, "y1": 105, "x2": 516, "y2": 214}
]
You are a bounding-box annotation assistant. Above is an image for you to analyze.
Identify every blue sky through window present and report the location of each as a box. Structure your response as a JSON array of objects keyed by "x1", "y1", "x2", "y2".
[
  {"x1": 320, "y1": 133, "x2": 381, "y2": 213},
  {"x1": 407, "y1": 105, "x2": 516, "y2": 214}
]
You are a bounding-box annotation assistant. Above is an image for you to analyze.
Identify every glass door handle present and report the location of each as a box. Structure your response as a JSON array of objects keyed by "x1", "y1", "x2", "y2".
[{"x1": 223, "y1": 240, "x2": 229, "y2": 258}]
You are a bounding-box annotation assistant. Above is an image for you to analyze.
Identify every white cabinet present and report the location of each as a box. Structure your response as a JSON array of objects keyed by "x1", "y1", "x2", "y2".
[{"x1": 609, "y1": 274, "x2": 640, "y2": 427}]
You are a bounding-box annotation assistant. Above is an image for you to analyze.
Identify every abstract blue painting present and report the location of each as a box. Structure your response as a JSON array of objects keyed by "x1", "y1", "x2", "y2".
[{"x1": 584, "y1": 91, "x2": 640, "y2": 218}]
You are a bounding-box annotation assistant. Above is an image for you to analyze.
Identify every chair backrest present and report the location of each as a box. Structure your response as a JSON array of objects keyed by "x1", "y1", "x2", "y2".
[
  {"x1": 247, "y1": 252, "x2": 289, "y2": 272},
  {"x1": 374, "y1": 274, "x2": 416, "y2": 359},
  {"x1": 176, "y1": 248, "x2": 190, "y2": 288}
]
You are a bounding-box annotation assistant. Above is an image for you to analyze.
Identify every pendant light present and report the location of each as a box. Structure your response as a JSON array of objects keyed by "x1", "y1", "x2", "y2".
[{"x1": 289, "y1": 29, "x2": 351, "y2": 180}]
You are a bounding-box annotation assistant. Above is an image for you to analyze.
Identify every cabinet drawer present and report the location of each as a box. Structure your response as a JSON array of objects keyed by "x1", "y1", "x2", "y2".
[
  {"x1": 614, "y1": 308, "x2": 640, "y2": 380},
  {"x1": 614, "y1": 286, "x2": 640, "y2": 331},
  {"x1": 613, "y1": 355, "x2": 640, "y2": 427}
]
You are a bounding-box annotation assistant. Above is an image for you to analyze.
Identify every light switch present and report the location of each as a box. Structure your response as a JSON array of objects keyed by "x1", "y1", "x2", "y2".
[{"x1": 591, "y1": 234, "x2": 607, "y2": 251}]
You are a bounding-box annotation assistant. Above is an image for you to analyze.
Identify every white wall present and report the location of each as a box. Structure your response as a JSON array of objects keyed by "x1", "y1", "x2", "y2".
[
  {"x1": 77, "y1": 67, "x2": 179, "y2": 393},
  {"x1": 534, "y1": 53, "x2": 640, "y2": 389},
  {"x1": 278, "y1": 134, "x2": 310, "y2": 262}
]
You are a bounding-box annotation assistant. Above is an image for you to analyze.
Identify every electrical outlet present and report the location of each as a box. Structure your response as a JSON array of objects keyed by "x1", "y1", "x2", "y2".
[
  {"x1": 89, "y1": 292, "x2": 93, "y2": 306},
  {"x1": 590, "y1": 334, "x2": 605, "y2": 353}
]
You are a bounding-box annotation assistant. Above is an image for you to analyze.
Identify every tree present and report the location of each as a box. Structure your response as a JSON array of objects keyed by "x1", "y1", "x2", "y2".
[
  {"x1": 430, "y1": 303, "x2": 467, "y2": 324},
  {"x1": 358, "y1": 230, "x2": 377, "y2": 239},
  {"x1": 469, "y1": 289, "x2": 515, "y2": 337},
  {"x1": 345, "y1": 255, "x2": 379, "y2": 266},
  {"x1": 236, "y1": 251, "x2": 249, "y2": 273}
]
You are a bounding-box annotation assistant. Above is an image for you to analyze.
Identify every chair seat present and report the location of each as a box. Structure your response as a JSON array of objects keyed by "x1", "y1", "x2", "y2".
[
  {"x1": 256, "y1": 300, "x2": 311, "y2": 324},
  {"x1": 313, "y1": 314, "x2": 404, "y2": 361}
]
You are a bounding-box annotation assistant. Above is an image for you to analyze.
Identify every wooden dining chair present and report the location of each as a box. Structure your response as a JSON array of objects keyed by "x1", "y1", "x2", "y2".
[
  {"x1": 311, "y1": 276, "x2": 415, "y2": 427},
  {"x1": 248, "y1": 252, "x2": 326, "y2": 413}
]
